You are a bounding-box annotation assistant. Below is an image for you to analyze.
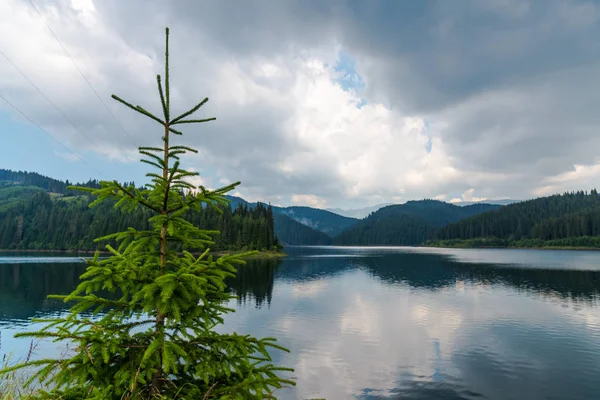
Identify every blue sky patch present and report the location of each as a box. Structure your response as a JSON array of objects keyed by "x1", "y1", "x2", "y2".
[
  {"x1": 423, "y1": 119, "x2": 433, "y2": 154},
  {"x1": 333, "y1": 50, "x2": 368, "y2": 109}
]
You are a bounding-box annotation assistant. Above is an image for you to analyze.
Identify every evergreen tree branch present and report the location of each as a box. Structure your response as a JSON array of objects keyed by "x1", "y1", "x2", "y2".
[
  {"x1": 170, "y1": 97, "x2": 209, "y2": 123},
  {"x1": 157, "y1": 74, "x2": 169, "y2": 121},
  {"x1": 114, "y1": 182, "x2": 161, "y2": 213},
  {"x1": 139, "y1": 146, "x2": 163, "y2": 152},
  {"x1": 111, "y1": 95, "x2": 165, "y2": 125},
  {"x1": 171, "y1": 117, "x2": 217, "y2": 125},
  {"x1": 169, "y1": 145, "x2": 199, "y2": 154}
]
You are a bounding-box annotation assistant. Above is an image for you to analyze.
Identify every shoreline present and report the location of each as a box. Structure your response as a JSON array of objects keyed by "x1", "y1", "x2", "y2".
[
  {"x1": 209, "y1": 250, "x2": 287, "y2": 259},
  {"x1": 423, "y1": 244, "x2": 600, "y2": 251},
  {"x1": 0, "y1": 248, "x2": 287, "y2": 259}
]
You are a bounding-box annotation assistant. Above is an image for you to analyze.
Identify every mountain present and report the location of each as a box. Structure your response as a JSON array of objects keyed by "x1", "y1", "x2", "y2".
[
  {"x1": 326, "y1": 203, "x2": 392, "y2": 219},
  {"x1": 273, "y1": 213, "x2": 332, "y2": 246},
  {"x1": 225, "y1": 195, "x2": 358, "y2": 238},
  {"x1": 273, "y1": 206, "x2": 357, "y2": 237},
  {"x1": 0, "y1": 169, "x2": 70, "y2": 194},
  {"x1": 333, "y1": 200, "x2": 501, "y2": 246},
  {"x1": 0, "y1": 185, "x2": 279, "y2": 252},
  {"x1": 433, "y1": 190, "x2": 600, "y2": 247},
  {"x1": 451, "y1": 199, "x2": 520, "y2": 207},
  {"x1": 326, "y1": 199, "x2": 518, "y2": 218},
  {"x1": 0, "y1": 170, "x2": 347, "y2": 248},
  {"x1": 224, "y1": 195, "x2": 250, "y2": 211}
]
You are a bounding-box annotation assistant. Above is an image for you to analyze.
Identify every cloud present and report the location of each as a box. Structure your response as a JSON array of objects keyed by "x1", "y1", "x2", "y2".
[
  {"x1": 182, "y1": 167, "x2": 209, "y2": 192},
  {"x1": 2, "y1": 0, "x2": 600, "y2": 208},
  {"x1": 291, "y1": 194, "x2": 328, "y2": 209},
  {"x1": 533, "y1": 162, "x2": 600, "y2": 197},
  {"x1": 450, "y1": 188, "x2": 488, "y2": 203}
]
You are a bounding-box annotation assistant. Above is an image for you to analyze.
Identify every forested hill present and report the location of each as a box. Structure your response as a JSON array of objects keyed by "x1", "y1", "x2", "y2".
[
  {"x1": 273, "y1": 206, "x2": 357, "y2": 237},
  {"x1": 432, "y1": 190, "x2": 600, "y2": 247},
  {"x1": 0, "y1": 169, "x2": 102, "y2": 194},
  {"x1": 225, "y1": 195, "x2": 358, "y2": 238},
  {"x1": 333, "y1": 200, "x2": 501, "y2": 246},
  {"x1": 0, "y1": 169, "x2": 349, "y2": 247},
  {"x1": 273, "y1": 213, "x2": 333, "y2": 246},
  {"x1": 0, "y1": 185, "x2": 279, "y2": 252}
]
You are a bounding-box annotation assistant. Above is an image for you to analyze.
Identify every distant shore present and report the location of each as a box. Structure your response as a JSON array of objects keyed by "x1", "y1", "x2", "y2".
[
  {"x1": 0, "y1": 248, "x2": 287, "y2": 259},
  {"x1": 423, "y1": 243, "x2": 600, "y2": 251},
  {"x1": 209, "y1": 250, "x2": 287, "y2": 259}
]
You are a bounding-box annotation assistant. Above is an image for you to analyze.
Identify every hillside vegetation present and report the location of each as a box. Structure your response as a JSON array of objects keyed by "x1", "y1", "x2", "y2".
[
  {"x1": 273, "y1": 213, "x2": 333, "y2": 245},
  {"x1": 430, "y1": 190, "x2": 600, "y2": 247},
  {"x1": 225, "y1": 195, "x2": 358, "y2": 238},
  {"x1": 0, "y1": 185, "x2": 279, "y2": 252},
  {"x1": 0, "y1": 170, "x2": 343, "y2": 248},
  {"x1": 275, "y1": 206, "x2": 358, "y2": 237},
  {"x1": 333, "y1": 200, "x2": 501, "y2": 246},
  {"x1": 0, "y1": 169, "x2": 70, "y2": 193},
  {"x1": 5, "y1": 169, "x2": 600, "y2": 250},
  {"x1": 0, "y1": 183, "x2": 44, "y2": 212}
]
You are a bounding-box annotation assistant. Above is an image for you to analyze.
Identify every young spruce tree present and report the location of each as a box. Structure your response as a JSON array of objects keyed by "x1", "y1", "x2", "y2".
[{"x1": 0, "y1": 27, "x2": 294, "y2": 399}]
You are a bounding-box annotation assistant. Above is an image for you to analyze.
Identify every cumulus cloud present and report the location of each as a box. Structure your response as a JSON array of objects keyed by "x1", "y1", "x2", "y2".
[
  {"x1": 291, "y1": 194, "x2": 328, "y2": 209},
  {"x1": 2, "y1": 0, "x2": 600, "y2": 208},
  {"x1": 449, "y1": 188, "x2": 488, "y2": 204}
]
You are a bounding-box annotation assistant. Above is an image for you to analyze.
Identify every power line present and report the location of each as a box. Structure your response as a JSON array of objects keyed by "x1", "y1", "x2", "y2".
[
  {"x1": 0, "y1": 93, "x2": 105, "y2": 178},
  {"x1": 27, "y1": 0, "x2": 139, "y2": 148},
  {"x1": 0, "y1": 49, "x2": 98, "y2": 148}
]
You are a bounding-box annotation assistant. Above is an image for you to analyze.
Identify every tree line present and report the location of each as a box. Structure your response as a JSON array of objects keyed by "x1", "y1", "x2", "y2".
[
  {"x1": 333, "y1": 200, "x2": 500, "y2": 246},
  {"x1": 0, "y1": 190, "x2": 280, "y2": 252},
  {"x1": 273, "y1": 213, "x2": 333, "y2": 245},
  {"x1": 433, "y1": 190, "x2": 600, "y2": 245}
]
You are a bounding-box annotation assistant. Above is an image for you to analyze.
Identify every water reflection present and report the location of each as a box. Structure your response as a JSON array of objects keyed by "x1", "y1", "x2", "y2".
[
  {"x1": 276, "y1": 250, "x2": 600, "y2": 303},
  {"x1": 226, "y1": 258, "x2": 280, "y2": 308},
  {"x1": 3, "y1": 248, "x2": 600, "y2": 399},
  {"x1": 0, "y1": 261, "x2": 85, "y2": 322},
  {"x1": 4, "y1": 249, "x2": 599, "y2": 320},
  {"x1": 226, "y1": 248, "x2": 600, "y2": 399}
]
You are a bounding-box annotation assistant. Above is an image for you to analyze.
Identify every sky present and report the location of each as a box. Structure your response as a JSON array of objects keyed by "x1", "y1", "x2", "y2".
[{"x1": 1, "y1": 0, "x2": 600, "y2": 210}]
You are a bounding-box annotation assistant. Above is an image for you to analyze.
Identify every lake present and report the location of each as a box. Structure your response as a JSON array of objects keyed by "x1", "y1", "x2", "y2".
[{"x1": 2, "y1": 246, "x2": 600, "y2": 399}]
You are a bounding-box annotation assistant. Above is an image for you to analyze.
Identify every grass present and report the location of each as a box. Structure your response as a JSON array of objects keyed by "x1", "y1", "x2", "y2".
[
  {"x1": 0, "y1": 332, "x2": 72, "y2": 399},
  {"x1": 0, "y1": 333, "x2": 37, "y2": 400}
]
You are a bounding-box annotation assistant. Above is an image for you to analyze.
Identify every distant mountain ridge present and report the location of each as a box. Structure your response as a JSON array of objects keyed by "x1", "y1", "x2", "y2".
[
  {"x1": 0, "y1": 169, "x2": 507, "y2": 247},
  {"x1": 273, "y1": 213, "x2": 333, "y2": 246},
  {"x1": 0, "y1": 171, "x2": 351, "y2": 248},
  {"x1": 433, "y1": 190, "x2": 600, "y2": 247},
  {"x1": 326, "y1": 203, "x2": 392, "y2": 219},
  {"x1": 4, "y1": 168, "x2": 598, "y2": 249},
  {"x1": 326, "y1": 199, "x2": 519, "y2": 218},
  {"x1": 0, "y1": 169, "x2": 70, "y2": 193},
  {"x1": 224, "y1": 195, "x2": 358, "y2": 238},
  {"x1": 451, "y1": 199, "x2": 520, "y2": 207},
  {"x1": 333, "y1": 200, "x2": 501, "y2": 246}
]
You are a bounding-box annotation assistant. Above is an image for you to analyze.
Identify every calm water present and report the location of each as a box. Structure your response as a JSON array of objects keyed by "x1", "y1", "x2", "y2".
[{"x1": 2, "y1": 247, "x2": 600, "y2": 399}]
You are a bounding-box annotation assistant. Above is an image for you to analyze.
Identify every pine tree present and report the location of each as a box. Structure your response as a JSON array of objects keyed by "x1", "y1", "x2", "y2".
[{"x1": 0, "y1": 27, "x2": 294, "y2": 399}]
